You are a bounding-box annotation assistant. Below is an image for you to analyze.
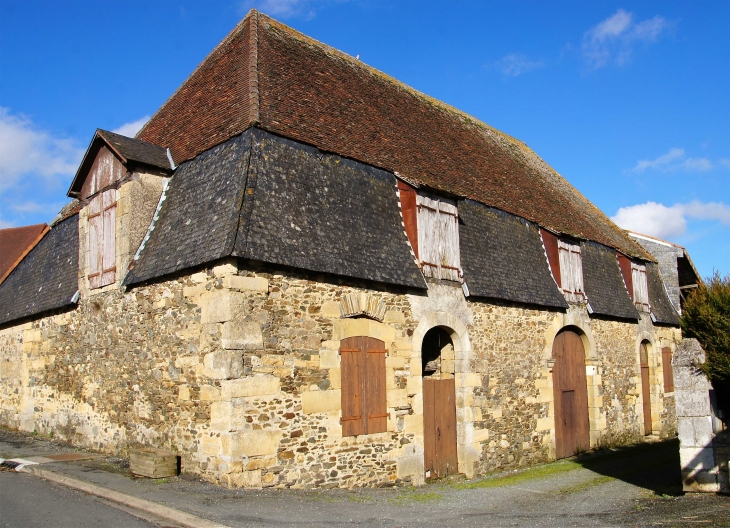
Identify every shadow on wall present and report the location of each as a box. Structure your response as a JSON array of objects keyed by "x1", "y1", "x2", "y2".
[{"x1": 573, "y1": 439, "x2": 683, "y2": 496}]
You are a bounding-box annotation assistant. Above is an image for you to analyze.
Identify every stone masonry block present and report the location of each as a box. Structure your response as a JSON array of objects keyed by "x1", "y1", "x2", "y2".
[
  {"x1": 456, "y1": 373, "x2": 481, "y2": 387},
  {"x1": 200, "y1": 385, "x2": 221, "y2": 401},
  {"x1": 221, "y1": 322, "x2": 263, "y2": 350},
  {"x1": 676, "y1": 390, "x2": 712, "y2": 417},
  {"x1": 319, "y1": 349, "x2": 339, "y2": 369},
  {"x1": 680, "y1": 447, "x2": 716, "y2": 472},
  {"x1": 674, "y1": 367, "x2": 712, "y2": 391},
  {"x1": 384, "y1": 310, "x2": 405, "y2": 323},
  {"x1": 536, "y1": 417, "x2": 553, "y2": 431},
  {"x1": 329, "y1": 368, "x2": 341, "y2": 390},
  {"x1": 226, "y1": 469, "x2": 263, "y2": 488},
  {"x1": 210, "y1": 402, "x2": 234, "y2": 431},
  {"x1": 406, "y1": 376, "x2": 422, "y2": 396},
  {"x1": 200, "y1": 290, "x2": 246, "y2": 324},
  {"x1": 221, "y1": 376, "x2": 280, "y2": 400},
  {"x1": 223, "y1": 276, "x2": 269, "y2": 292},
  {"x1": 302, "y1": 390, "x2": 341, "y2": 414},
  {"x1": 678, "y1": 416, "x2": 714, "y2": 447},
  {"x1": 387, "y1": 389, "x2": 408, "y2": 408},
  {"x1": 404, "y1": 413, "x2": 423, "y2": 435},
  {"x1": 201, "y1": 436, "x2": 221, "y2": 456},
  {"x1": 321, "y1": 301, "x2": 341, "y2": 318},
  {"x1": 203, "y1": 350, "x2": 244, "y2": 380},
  {"x1": 223, "y1": 430, "x2": 283, "y2": 458}
]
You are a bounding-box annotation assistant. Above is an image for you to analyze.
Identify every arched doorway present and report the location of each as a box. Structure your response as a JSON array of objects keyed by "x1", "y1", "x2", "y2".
[
  {"x1": 640, "y1": 341, "x2": 652, "y2": 435},
  {"x1": 552, "y1": 328, "x2": 590, "y2": 459},
  {"x1": 422, "y1": 326, "x2": 458, "y2": 478}
]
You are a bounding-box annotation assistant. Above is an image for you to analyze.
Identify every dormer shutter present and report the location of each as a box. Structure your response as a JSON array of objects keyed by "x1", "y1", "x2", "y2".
[
  {"x1": 557, "y1": 240, "x2": 585, "y2": 303},
  {"x1": 416, "y1": 195, "x2": 460, "y2": 281},
  {"x1": 631, "y1": 263, "x2": 650, "y2": 312}
]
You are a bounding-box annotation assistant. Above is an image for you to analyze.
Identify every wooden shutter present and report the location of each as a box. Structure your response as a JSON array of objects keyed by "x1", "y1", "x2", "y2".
[
  {"x1": 340, "y1": 337, "x2": 366, "y2": 437},
  {"x1": 617, "y1": 253, "x2": 633, "y2": 299},
  {"x1": 101, "y1": 189, "x2": 117, "y2": 286},
  {"x1": 558, "y1": 240, "x2": 584, "y2": 302},
  {"x1": 662, "y1": 347, "x2": 674, "y2": 392},
  {"x1": 632, "y1": 263, "x2": 649, "y2": 311},
  {"x1": 87, "y1": 194, "x2": 103, "y2": 289},
  {"x1": 365, "y1": 339, "x2": 388, "y2": 434},
  {"x1": 438, "y1": 200, "x2": 460, "y2": 282},
  {"x1": 417, "y1": 194, "x2": 460, "y2": 281},
  {"x1": 398, "y1": 180, "x2": 419, "y2": 259},
  {"x1": 340, "y1": 336, "x2": 387, "y2": 436},
  {"x1": 417, "y1": 195, "x2": 440, "y2": 278},
  {"x1": 541, "y1": 229, "x2": 561, "y2": 288}
]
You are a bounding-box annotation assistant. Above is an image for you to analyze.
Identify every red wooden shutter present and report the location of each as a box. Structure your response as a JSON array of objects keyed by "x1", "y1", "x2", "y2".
[
  {"x1": 365, "y1": 338, "x2": 388, "y2": 434},
  {"x1": 88, "y1": 195, "x2": 103, "y2": 289},
  {"x1": 101, "y1": 189, "x2": 117, "y2": 286},
  {"x1": 398, "y1": 180, "x2": 419, "y2": 259},
  {"x1": 340, "y1": 337, "x2": 366, "y2": 437},
  {"x1": 617, "y1": 253, "x2": 633, "y2": 300},
  {"x1": 541, "y1": 228, "x2": 561, "y2": 288},
  {"x1": 662, "y1": 347, "x2": 674, "y2": 392}
]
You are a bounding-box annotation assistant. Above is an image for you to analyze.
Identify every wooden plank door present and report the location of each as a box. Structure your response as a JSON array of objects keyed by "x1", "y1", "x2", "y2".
[
  {"x1": 423, "y1": 378, "x2": 458, "y2": 478},
  {"x1": 552, "y1": 329, "x2": 590, "y2": 459},
  {"x1": 640, "y1": 343, "x2": 652, "y2": 434}
]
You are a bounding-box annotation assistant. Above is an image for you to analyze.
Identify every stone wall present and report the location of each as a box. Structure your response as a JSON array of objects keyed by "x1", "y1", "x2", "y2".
[{"x1": 0, "y1": 258, "x2": 680, "y2": 489}]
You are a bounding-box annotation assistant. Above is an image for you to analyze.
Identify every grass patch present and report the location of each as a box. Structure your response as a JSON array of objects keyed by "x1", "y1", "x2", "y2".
[
  {"x1": 389, "y1": 491, "x2": 443, "y2": 505},
  {"x1": 451, "y1": 460, "x2": 581, "y2": 490},
  {"x1": 557, "y1": 475, "x2": 615, "y2": 495}
]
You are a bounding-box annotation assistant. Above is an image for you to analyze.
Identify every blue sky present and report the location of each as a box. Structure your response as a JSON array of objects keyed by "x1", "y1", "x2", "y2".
[{"x1": 1, "y1": 0, "x2": 728, "y2": 278}]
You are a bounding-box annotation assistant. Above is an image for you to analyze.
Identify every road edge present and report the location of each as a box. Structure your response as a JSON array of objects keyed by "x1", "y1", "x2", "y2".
[{"x1": 20, "y1": 466, "x2": 231, "y2": 528}]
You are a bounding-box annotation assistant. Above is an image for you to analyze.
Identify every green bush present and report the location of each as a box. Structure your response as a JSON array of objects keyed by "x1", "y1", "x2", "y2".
[{"x1": 680, "y1": 272, "x2": 730, "y2": 381}]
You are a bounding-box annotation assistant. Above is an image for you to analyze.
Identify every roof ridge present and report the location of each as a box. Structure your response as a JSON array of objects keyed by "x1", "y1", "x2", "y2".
[
  {"x1": 247, "y1": 9, "x2": 260, "y2": 126},
  {"x1": 135, "y1": 10, "x2": 257, "y2": 141}
]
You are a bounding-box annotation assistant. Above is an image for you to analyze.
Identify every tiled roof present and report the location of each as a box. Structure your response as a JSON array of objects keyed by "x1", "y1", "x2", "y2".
[
  {"x1": 580, "y1": 241, "x2": 638, "y2": 321},
  {"x1": 0, "y1": 223, "x2": 48, "y2": 284},
  {"x1": 68, "y1": 129, "x2": 172, "y2": 197},
  {"x1": 138, "y1": 10, "x2": 651, "y2": 261},
  {"x1": 0, "y1": 215, "x2": 79, "y2": 326},
  {"x1": 97, "y1": 129, "x2": 171, "y2": 169},
  {"x1": 646, "y1": 262, "x2": 680, "y2": 326},
  {"x1": 459, "y1": 200, "x2": 568, "y2": 309},
  {"x1": 126, "y1": 129, "x2": 426, "y2": 290}
]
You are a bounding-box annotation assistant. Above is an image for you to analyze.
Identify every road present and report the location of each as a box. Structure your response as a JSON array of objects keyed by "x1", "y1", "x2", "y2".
[{"x1": 0, "y1": 470, "x2": 163, "y2": 528}]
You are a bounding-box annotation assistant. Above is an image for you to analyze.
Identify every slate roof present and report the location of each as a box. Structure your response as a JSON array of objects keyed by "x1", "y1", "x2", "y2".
[
  {"x1": 0, "y1": 223, "x2": 48, "y2": 284},
  {"x1": 126, "y1": 129, "x2": 426, "y2": 289},
  {"x1": 0, "y1": 215, "x2": 79, "y2": 326},
  {"x1": 68, "y1": 129, "x2": 172, "y2": 197},
  {"x1": 646, "y1": 262, "x2": 680, "y2": 325},
  {"x1": 137, "y1": 10, "x2": 651, "y2": 262},
  {"x1": 459, "y1": 200, "x2": 568, "y2": 309},
  {"x1": 124, "y1": 131, "x2": 253, "y2": 285},
  {"x1": 580, "y1": 241, "x2": 638, "y2": 320}
]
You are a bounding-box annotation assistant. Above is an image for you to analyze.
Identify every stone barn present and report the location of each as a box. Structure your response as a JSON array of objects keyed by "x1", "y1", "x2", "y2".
[{"x1": 0, "y1": 10, "x2": 682, "y2": 489}]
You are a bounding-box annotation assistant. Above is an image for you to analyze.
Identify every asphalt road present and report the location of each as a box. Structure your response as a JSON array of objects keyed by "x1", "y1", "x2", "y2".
[
  {"x1": 0, "y1": 471, "x2": 158, "y2": 528},
  {"x1": 1, "y1": 430, "x2": 729, "y2": 528}
]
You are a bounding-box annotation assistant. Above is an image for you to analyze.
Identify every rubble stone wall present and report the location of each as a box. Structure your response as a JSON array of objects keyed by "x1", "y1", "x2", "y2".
[{"x1": 0, "y1": 259, "x2": 680, "y2": 489}]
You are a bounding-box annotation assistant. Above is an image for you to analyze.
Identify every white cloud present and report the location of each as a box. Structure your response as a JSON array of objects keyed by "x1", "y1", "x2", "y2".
[
  {"x1": 112, "y1": 115, "x2": 150, "y2": 137},
  {"x1": 582, "y1": 10, "x2": 671, "y2": 68},
  {"x1": 612, "y1": 200, "x2": 730, "y2": 239},
  {"x1": 630, "y1": 147, "x2": 717, "y2": 173},
  {"x1": 0, "y1": 107, "x2": 84, "y2": 191},
  {"x1": 495, "y1": 54, "x2": 544, "y2": 77}
]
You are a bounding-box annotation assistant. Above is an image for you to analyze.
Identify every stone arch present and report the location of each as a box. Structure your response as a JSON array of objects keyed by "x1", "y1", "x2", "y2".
[
  {"x1": 637, "y1": 334, "x2": 656, "y2": 435},
  {"x1": 411, "y1": 312, "x2": 479, "y2": 479},
  {"x1": 543, "y1": 311, "x2": 596, "y2": 362},
  {"x1": 543, "y1": 321, "x2": 603, "y2": 455}
]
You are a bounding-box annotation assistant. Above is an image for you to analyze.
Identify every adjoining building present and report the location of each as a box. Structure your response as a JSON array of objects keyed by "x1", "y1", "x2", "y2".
[{"x1": 0, "y1": 11, "x2": 682, "y2": 489}]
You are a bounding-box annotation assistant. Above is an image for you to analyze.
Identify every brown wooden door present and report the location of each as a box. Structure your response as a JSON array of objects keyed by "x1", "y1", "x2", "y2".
[
  {"x1": 640, "y1": 342, "x2": 652, "y2": 434},
  {"x1": 552, "y1": 329, "x2": 590, "y2": 459},
  {"x1": 423, "y1": 378, "x2": 458, "y2": 478}
]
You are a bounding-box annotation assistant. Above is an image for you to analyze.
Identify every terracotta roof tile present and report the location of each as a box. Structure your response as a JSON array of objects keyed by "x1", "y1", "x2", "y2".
[
  {"x1": 0, "y1": 223, "x2": 48, "y2": 284},
  {"x1": 138, "y1": 10, "x2": 651, "y2": 260}
]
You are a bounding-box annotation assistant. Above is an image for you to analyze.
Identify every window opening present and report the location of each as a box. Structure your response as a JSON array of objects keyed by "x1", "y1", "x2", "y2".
[{"x1": 416, "y1": 195, "x2": 461, "y2": 281}]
